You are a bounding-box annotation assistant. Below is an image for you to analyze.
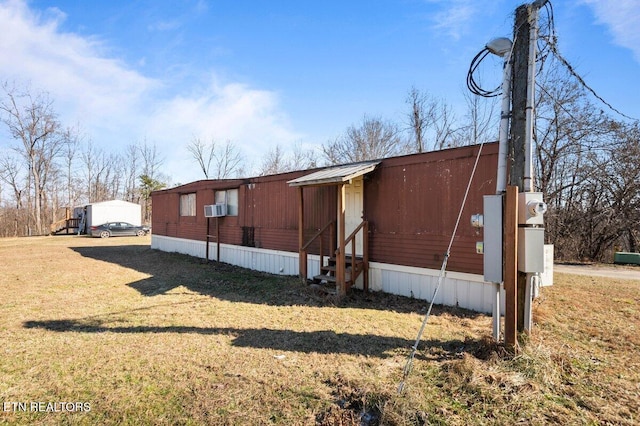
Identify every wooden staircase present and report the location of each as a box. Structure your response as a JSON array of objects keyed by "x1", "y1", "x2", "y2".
[
  {"x1": 50, "y1": 208, "x2": 81, "y2": 235},
  {"x1": 50, "y1": 218, "x2": 81, "y2": 235},
  {"x1": 312, "y1": 255, "x2": 365, "y2": 294},
  {"x1": 300, "y1": 219, "x2": 369, "y2": 296}
]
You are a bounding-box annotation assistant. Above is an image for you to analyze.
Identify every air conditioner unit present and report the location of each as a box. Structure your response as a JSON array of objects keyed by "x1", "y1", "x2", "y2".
[{"x1": 204, "y1": 204, "x2": 227, "y2": 217}]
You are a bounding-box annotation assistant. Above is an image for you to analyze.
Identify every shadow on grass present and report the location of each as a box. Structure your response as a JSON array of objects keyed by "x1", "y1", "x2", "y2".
[
  {"x1": 25, "y1": 318, "x2": 501, "y2": 362},
  {"x1": 23, "y1": 318, "x2": 473, "y2": 360},
  {"x1": 70, "y1": 245, "x2": 485, "y2": 320}
]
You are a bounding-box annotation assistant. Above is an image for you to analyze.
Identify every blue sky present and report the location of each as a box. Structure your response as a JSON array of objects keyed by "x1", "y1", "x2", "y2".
[{"x1": 0, "y1": 0, "x2": 638, "y2": 185}]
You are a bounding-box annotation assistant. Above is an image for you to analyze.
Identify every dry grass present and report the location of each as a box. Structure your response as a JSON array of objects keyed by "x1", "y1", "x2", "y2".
[{"x1": 0, "y1": 236, "x2": 638, "y2": 425}]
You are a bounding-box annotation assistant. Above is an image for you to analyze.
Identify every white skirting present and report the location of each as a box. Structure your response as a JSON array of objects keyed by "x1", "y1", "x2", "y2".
[{"x1": 151, "y1": 235, "x2": 496, "y2": 314}]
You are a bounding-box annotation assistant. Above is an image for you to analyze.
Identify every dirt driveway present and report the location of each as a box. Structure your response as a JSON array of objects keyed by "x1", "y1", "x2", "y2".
[{"x1": 554, "y1": 263, "x2": 640, "y2": 281}]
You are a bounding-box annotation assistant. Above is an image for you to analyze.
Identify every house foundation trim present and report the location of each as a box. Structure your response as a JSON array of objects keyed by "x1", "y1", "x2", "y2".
[{"x1": 151, "y1": 235, "x2": 496, "y2": 314}]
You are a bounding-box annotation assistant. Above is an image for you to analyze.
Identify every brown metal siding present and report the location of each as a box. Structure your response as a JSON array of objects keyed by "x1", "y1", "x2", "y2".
[
  {"x1": 242, "y1": 174, "x2": 336, "y2": 252},
  {"x1": 151, "y1": 174, "x2": 336, "y2": 254},
  {"x1": 151, "y1": 179, "x2": 245, "y2": 243},
  {"x1": 151, "y1": 143, "x2": 498, "y2": 275},
  {"x1": 364, "y1": 144, "x2": 498, "y2": 274}
]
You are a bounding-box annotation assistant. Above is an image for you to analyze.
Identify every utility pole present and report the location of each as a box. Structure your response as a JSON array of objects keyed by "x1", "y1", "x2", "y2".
[
  {"x1": 509, "y1": 1, "x2": 547, "y2": 333},
  {"x1": 510, "y1": 4, "x2": 530, "y2": 333},
  {"x1": 474, "y1": 1, "x2": 548, "y2": 350},
  {"x1": 510, "y1": 4, "x2": 529, "y2": 192}
]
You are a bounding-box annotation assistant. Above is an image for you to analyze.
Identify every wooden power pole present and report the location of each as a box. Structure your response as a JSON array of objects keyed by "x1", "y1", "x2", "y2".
[
  {"x1": 503, "y1": 3, "x2": 531, "y2": 343},
  {"x1": 510, "y1": 2, "x2": 548, "y2": 333},
  {"x1": 510, "y1": 4, "x2": 530, "y2": 193},
  {"x1": 510, "y1": 4, "x2": 530, "y2": 334}
]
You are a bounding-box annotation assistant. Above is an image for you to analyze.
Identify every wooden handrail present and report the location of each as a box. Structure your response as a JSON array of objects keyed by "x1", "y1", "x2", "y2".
[
  {"x1": 299, "y1": 220, "x2": 335, "y2": 282},
  {"x1": 50, "y1": 217, "x2": 81, "y2": 233},
  {"x1": 301, "y1": 218, "x2": 369, "y2": 294},
  {"x1": 344, "y1": 220, "x2": 367, "y2": 248},
  {"x1": 302, "y1": 220, "x2": 335, "y2": 251},
  {"x1": 335, "y1": 220, "x2": 369, "y2": 293}
]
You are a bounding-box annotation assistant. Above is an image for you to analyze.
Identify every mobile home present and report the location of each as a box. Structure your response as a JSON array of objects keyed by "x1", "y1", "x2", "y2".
[{"x1": 151, "y1": 144, "x2": 501, "y2": 313}]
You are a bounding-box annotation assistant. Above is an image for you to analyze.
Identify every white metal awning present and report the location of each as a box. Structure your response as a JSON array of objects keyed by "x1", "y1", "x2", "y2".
[{"x1": 287, "y1": 160, "x2": 380, "y2": 187}]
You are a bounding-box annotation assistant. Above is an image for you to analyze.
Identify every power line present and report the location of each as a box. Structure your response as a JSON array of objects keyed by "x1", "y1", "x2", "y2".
[
  {"x1": 536, "y1": 1, "x2": 637, "y2": 121},
  {"x1": 546, "y1": 42, "x2": 637, "y2": 121}
]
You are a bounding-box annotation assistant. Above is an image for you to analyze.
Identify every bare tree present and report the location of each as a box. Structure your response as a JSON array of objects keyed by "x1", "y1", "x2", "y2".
[
  {"x1": 188, "y1": 137, "x2": 244, "y2": 179},
  {"x1": 139, "y1": 139, "x2": 166, "y2": 182},
  {"x1": 291, "y1": 143, "x2": 319, "y2": 170},
  {"x1": 187, "y1": 137, "x2": 215, "y2": 178},
  {"x1": 534, "y1": 66, "x2": 611, "y2": 202},
  {"x1": 405, "y1": 87, "x2": 458, "y2": 152},
  {"x1": 323, "y1": 115, "x2": 409, "y2": 165},
  {"x1": 138, "y1": 140, "x2": 167, "y2": 223},
  {"x1": 259, "y1": 145, "x2": 291, "y2": 175},
  {"x1": 81, "y1": 141, "x2": 109, "y2": 203},
  {"x1": 532, "y1": 61, "x2": 637, "y2": 261},
  {"x1": 214, "y1": 140, "x2": 243, "y2": 179},
  {"x1": 406, "y1": 87, "x2": 431, "y2": 153},
  {"x1": 0, "y1": 82, "x2": 170, "y2": 236},
  {"x1": 123, "y1": 144, "x2": 140, "y2": 203},
  {"x1": 0, "y1": 153, "x2": 25, "y2": 236},
  {"x1": 107, "y1": 154, "x2": 124, "y2": 199},
  {"x1": 578, "y1": 123, "x2": 640, "y2": 259},
  {"x1": 60, "y1": 125, "x2": 81, "y2": 208},
  {"x1": 451, "y1": 91, "x2": 497, "y2": 146},
  {"x1": 258, "y1": 143, "x2": 319, "y2": 176},
  {"x1": 432, "y1": 103, "x2": 457, "y2": 150},
  {"x1": 0, "y1": 83, "x2": 62, "y2": 235}
]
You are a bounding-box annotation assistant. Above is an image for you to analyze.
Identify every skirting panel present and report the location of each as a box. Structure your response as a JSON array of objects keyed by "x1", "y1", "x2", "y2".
[
  {"x1": 151, "y1": 235, "x2": 320, "y2": 278},
  {"x1": 366, "y1": 262, "x2": 496, "y2": 313},
  {"x1": 151, "y1": 235, "x2": 493, "y2": 313}
]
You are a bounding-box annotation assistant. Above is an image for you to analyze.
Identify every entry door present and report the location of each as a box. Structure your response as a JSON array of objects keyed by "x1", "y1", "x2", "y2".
[{"x1": 342, "y1": 176, "x2": 364, "y2": 256}]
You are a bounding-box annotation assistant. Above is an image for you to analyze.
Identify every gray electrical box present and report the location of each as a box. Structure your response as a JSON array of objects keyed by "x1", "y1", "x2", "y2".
[
  {"x1": 483, "y1": 195, "x2": 503, "y2": 283},
  {"x1": 518, "y1": 227, "x2": 545, "y2": 272}
]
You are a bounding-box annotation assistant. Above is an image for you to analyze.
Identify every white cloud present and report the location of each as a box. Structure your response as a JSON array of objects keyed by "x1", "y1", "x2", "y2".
[
  {"x1": 0, "y1": 0, "x2": 299, "y2": 184},
  {"x1": 149, "y1": 78, "x2": 298, "y2": 150},
  {"x1": 146, "y1": 77, "x2": 302, "y2": 182},
  {"x1": 580, "y1": 0, "x2": 640, "y2": 62},
  {"x1": 429, "y1": 0, "x2": 476, "y2": 40},
  {"x1": 425, "y1": 0, "x2": 505, "y2": 41},
  {"x1": 147, "y1": 20, "x2": 181, "y2": 32},
  {"x1": 0, "y1": 0, "x2": 156, "y2": 125}
]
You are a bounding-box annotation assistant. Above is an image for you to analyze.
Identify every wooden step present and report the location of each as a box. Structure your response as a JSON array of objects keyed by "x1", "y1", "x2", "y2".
[
  {"x1": 314, "y1": 253, "x2": 364, "y2": 294},
  {"x1": 321, "y1": 263, "x2": 361, "y2": 274},
  {"x1": 327, "y1": 256, "x2": 363, "y2": 265},
  {"x1": 313, "y1": 274, "x2": 337, "y2": 283},
  {"x1": 314, "y1": 266, "x2": 357, "y2": 282}
]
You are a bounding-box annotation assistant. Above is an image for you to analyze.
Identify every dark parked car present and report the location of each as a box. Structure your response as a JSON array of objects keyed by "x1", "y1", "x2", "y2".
[{"x1": 90, "y1": 222, "x2": 150, "y2": 238}]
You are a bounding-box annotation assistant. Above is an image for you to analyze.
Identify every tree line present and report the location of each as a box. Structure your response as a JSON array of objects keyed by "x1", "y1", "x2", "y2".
[
  {"x1": 2, "y1": 61, "x2": 638, "y2": 262},
  {"x1": 186, "y1": 61, "x2": 639, "y2": 262},
  {"x1": 0, "y1": 82, "x2": 166, "y2": 237},
  {"x1": 190, "y1": 86, "x2": 497, "y2": 177},
  {"x1": 533, "y1": 66, "x2": 639, "y2": 261}
]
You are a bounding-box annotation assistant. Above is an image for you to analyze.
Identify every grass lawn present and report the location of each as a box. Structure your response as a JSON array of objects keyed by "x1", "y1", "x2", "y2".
[{"x1": 0, "y1": 235, "x2": 638, "y2": 425}]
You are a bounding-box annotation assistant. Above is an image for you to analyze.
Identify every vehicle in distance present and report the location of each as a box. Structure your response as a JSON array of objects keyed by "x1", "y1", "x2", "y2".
[{"x1": 90, "y1": 222, "x2": 150, "y2": 238}]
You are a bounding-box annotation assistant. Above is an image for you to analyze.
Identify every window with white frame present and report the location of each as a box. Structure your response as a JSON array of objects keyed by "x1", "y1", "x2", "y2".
[
  {"x1": 180, "y1": 193, "x2": 196, "y2": 216},
  {"x1": 214, "y1": 188, "x2": 238, "y2": 216}
]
